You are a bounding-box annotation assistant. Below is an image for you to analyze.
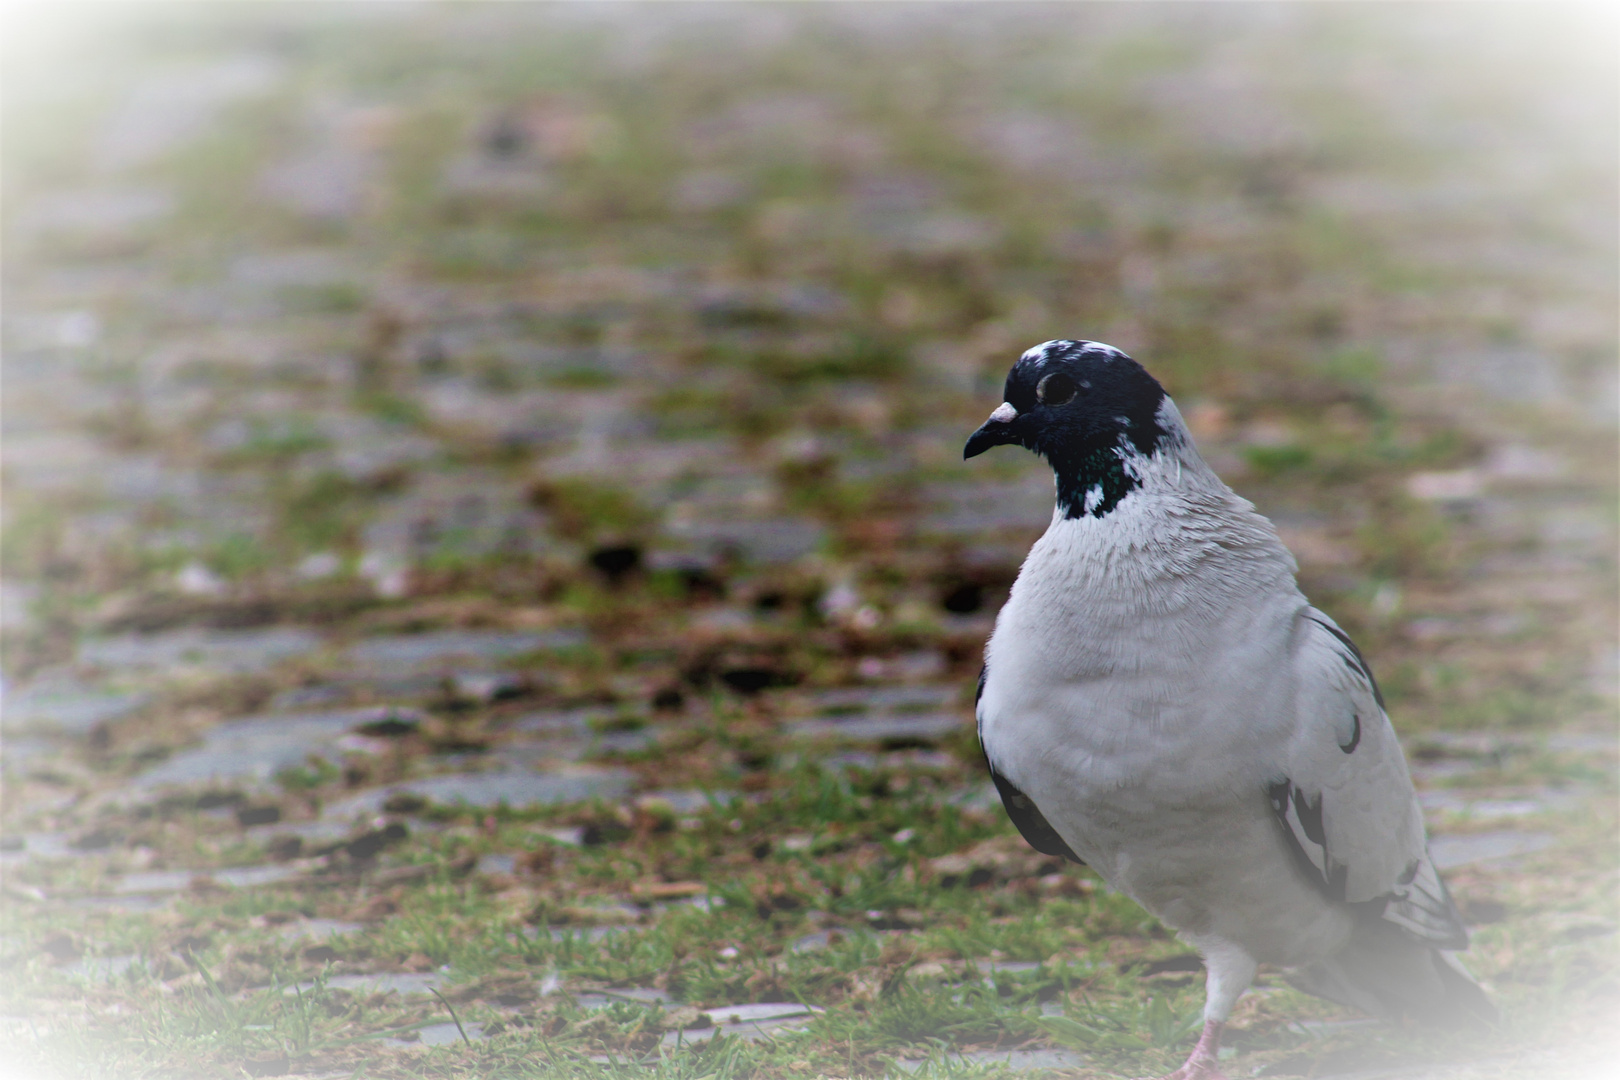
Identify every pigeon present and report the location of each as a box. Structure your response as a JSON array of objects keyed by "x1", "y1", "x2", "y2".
[{"x1": 965, "y1": 340, "x2": 1493, "y2": 1080}]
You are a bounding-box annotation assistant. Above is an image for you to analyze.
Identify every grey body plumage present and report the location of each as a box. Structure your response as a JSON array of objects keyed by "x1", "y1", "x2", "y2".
[{"x1": 967, "y1": 341, "x2": 1492, "y2": 1078}]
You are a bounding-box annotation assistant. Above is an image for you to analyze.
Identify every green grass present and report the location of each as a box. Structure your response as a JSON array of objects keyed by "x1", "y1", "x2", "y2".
[
  {"x1": 2, "y1": 4, "x2": 1615, "y2": 1078},
  {"x1": 8, "y1": 746, "x2": 1613, "y2": 1077}
]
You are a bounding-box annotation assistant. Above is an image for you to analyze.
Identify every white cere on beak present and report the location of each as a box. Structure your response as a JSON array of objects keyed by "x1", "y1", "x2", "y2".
[{"x1": 988, "y1": 402, "x2": 1018, "y2": 424}]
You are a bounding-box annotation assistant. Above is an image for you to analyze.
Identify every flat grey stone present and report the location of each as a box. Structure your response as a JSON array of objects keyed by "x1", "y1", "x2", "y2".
[
  {"x1": 605, "y1": 987, "x2": 675, "y2": 1005},
  {"x1": 211, "y1": 863, "x2": 305, "y2": 888},
  {"x1": 258, "y1": 104, "x2": 376, "y2": 222},
  {"x1": 477, "y1": 853, "x2": 516, "y2": 875},
  {"x1": 566, "y1": 992, "x2": 616, "y2": 1011},
  {"x1": 274, "y1": 675, "x2": 445, "y2": 710},
  {"x1": 570, "y1": 988, "x2": 677, "y2": 1014},
  {"x1": 19, "y1": 187, "x2": 175, "y2": 237},
  {"x1": 267, "y1": 685, "x2": 361, "y2": 711},
  {"x1": 62, "y1": 954, "x2": 139, "y2": 983},
  {"x1": 420, "y1": 766, "x2": 625, "y2": 806},
  {"x1": 661, "y1": 1003, "x2": 821, "y2": 1048},
  {"x1": 229, "y1": 248, "x2": 356, "y2": 288},
  {"x1": 702, "y1": 1002, "x2": 817, "y2": 1025},
  {"x1": 249, "y1": 820, "x2": 353, "y2": 845},
  {"x1": 671, "y1": 169, "x2": 751, "y2": 212},
  {"x1": 502, "y1": 739, "x2": 592, "y2": 766},
  {"x1": 101, "y1": 458, "x2": 265, "y2": 506},
  {"x1": 886, "y1": 749, "x2": 957, "y2": 770},
  {"x1": 689, "y1": 607, "x2": 756, "y2": 633},
  {"x1": 509, "y1": 708, "x2": 600, "y2": 735},
  {"x1": 417, "y1": 381, "x2": 573, "y2": 444},
  {"x1": 293, "y1": 972, "x2": 446, "y2": 996},
  {"x1": 132, "y1": 707, "x2": 415, "y2": 789},
  {"x1": 795, "y1": 685, "x2": 967, "y2": 746},
  {"x1": 788, "y1": 712, "x2": 966, "y2": 744},
  {"x1": 320, "y1": 767, "x2": 635, "y2": 819},
  {"x1": 820, "y1": 750, "x2": 880, "y2": 771},
  {"x1": 1547, "y1": 733, "x2": 1618, "y2": 753},
  {"x1": 503, "y1": 711, "x2": 660, "y2": 762},
  {"x1": 1409, "y1": 759, "x2": 1484, "y2": 784},
  {"x1": 113, "y1": 870, "x2": 196, "y2": 894},
  {"x1": 948, "y1": 782, "x2": 1001, "y2": 811},
  {"x1": 967, "y1": 1048, "x2": 1089, "y2": 1070},
  {"x1": 450, "y1": 670, "x2": 526, "y2": 702},
  {"x1": 1, "y1": 683, "x2": 150, "y2": 736},
  {"x1": 77, "y1": 627, "x2": 324, "y2": 677},
  {"x1": 1419, "y1": 790, "x2": 1581, "y2": 820},
  {"x1": 0, "y1": 581, "x2": 37, "y2": 634},
  {"x1": 0, "y1": 432, "x2": 110, "y2": 494},
  {"x1": 326, "y1": 434, "x2": 440, "y2": 485},
  {"x1": 592, "y1": 729, "x2": 657, "y2": 755},
  {"x1": 1405, "y1": 732, "x2": 1531, "y2": 759},
  {"x1": 668, "y1": 894, "x2": 725, "y2": 914},
  {"x1": 61, "y1": 893, "x2": 172, "y2": 911},
  {"x1": 361, "y1": 479, "x2": 556, "y2": 567},
  {"x1": 540, "y1": 925, "x2": 625, "y2": 943},
  {"x1": 94, "y1": 54, "x2": 281, "y2": 170},
  {"x1": 919, "y1": 479, "x2": 1052, "y2": 536},
  {"x1": 276, "y1": 919, "x2": 365, "y2": 942},
  {"x1": 412, "y1": 1020, "x2": 484, "y2": 1047},
  {"x1": 0, "y1": 833, "x2": 77, "y2": 864},
  {"x1": 662, "y1": 516, "x2": 826, "y2": 565},
  {"x1": 442, "y1": 147, "x2": 550, "y2": 199},
  {"x1": 639, "y1": 789, "x2": 735, "y2": 814},
  {"x1": 910, "y1": 1048, "x2": 1090, "y2": 1071},
  {"x1": 807, "y1": 686, "x2": 956, "y2": 713},
  {"x1": 0, "y1": 737, "x2": 60, "y2": 773},
  {"x1": 344, "y1": 630, "x2": 585, "y2": 670},
  {"x1": 1429, "y1": 830, "x2": 1556, "y2": 870}
]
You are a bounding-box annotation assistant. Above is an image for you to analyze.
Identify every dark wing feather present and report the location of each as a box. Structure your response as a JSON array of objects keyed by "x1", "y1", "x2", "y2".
[
  {"x1": 977, "y1": 663, "x2": 1085, "y2": 865},
  {"x1": 988, "y1": 764, "x2": 1086, "y2": 864}
]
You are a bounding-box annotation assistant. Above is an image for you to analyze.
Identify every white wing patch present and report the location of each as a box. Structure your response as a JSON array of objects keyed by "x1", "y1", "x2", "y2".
[
  {"x1": 1382, "y1": 853, "x2": 1466, "y2": 945},
  {"x1": 1269, "y1": 609, "x2": 1468, "y2": 949}
]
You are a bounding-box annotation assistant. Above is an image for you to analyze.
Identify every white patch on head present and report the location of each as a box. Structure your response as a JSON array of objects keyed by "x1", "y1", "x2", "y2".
[
  {"x1": 1019, "y1": 339, "x2": 1128, "y2": 367},
  {"x1": 1083, "y1": 484, "x2": 1104, "y2": 514},
  {"x1": 989, "y1": 402, "x2": 1018, "y2": 423},
  {"x1": 1021, "y1": 340, "x2": 1063, "y2": 364}
]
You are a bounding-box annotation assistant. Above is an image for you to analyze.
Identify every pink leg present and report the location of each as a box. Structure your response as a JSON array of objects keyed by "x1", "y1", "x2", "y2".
[{"x1": 1138, "y1": 1019, "x2": 1228, "y2": 1080}]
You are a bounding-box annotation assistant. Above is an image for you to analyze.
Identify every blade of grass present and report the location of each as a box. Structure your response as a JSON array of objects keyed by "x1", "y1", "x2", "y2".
[{"x1": 429, "y1": 986, "x2": 472, "y2": 1047}]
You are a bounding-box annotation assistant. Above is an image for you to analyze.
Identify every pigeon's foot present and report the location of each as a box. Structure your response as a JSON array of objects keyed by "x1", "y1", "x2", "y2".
[{"x1": 1138, "y1": 1020, "x2": 1229, "y2": 1080}]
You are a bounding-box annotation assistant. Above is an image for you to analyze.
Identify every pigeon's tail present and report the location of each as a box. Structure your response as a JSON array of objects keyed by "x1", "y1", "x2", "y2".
[{"x1": 1288, "y1": 920, "x2": 1497, "y2": 1028}]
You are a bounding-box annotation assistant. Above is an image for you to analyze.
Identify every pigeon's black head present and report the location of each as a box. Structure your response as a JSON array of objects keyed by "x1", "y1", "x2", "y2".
[{"x1": 964, "y1": 340, "x2": 1170, "y2": 518}]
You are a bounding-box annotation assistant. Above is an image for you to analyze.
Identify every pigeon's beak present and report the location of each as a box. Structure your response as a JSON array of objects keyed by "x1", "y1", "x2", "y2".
[{"x1": 964, "y1": 402, "x2": 1020, "y2": 460}]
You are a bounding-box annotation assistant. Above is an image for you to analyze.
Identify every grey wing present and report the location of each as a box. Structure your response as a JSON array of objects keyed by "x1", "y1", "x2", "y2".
[{"x1": 1269, "y1": 609, "x2": 1467, "y2": 949}]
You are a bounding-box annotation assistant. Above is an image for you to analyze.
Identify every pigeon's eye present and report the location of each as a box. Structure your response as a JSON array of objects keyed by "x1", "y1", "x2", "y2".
[{"x1": 1036, "y1": 373, "x2": 1077, "y2": 406}]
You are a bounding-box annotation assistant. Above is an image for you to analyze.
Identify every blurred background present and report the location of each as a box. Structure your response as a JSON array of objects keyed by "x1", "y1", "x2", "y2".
[{"x1": 2, "y1": 4, "x2": 1616, "y2": 1079}]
